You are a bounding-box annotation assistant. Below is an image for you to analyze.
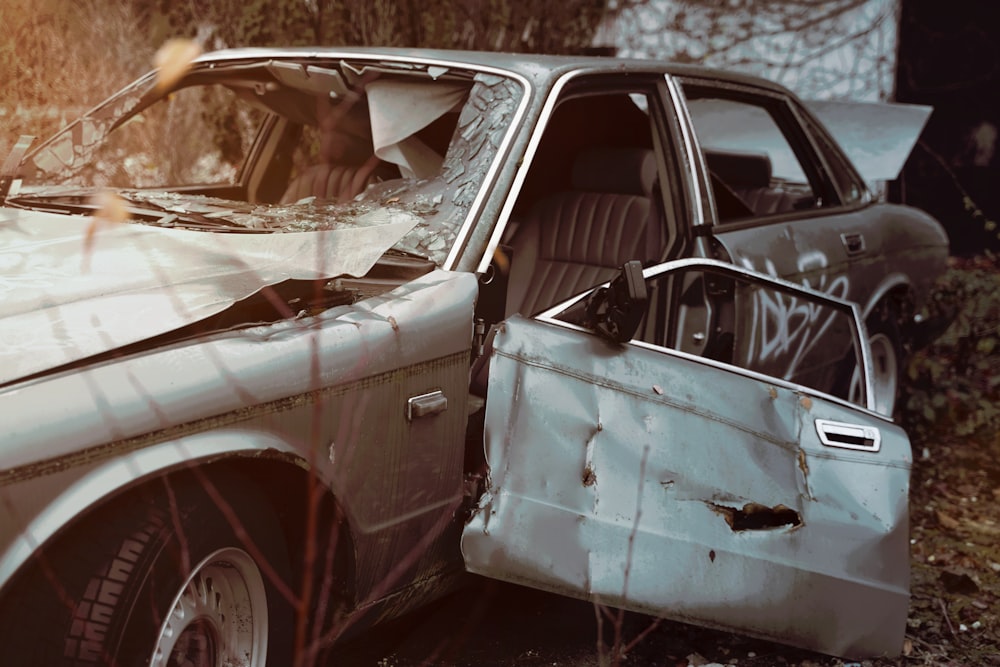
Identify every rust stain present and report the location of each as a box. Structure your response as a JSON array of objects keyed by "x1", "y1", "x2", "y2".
[
  {"x1": 582, "y1": 465, "x2": 597, "y2": 487},
  {"x1": 388, "y1": 315, "x2": 400, "y2": 332},
  {"x1": 768, "y1": 386, "x2": 778, "y2": 400},
  {"x1": 797, "y1": 448, "x2": 810, "y2": 477},
  {"x1": 800, "y1": 396, "x2": 813, "y2": 410}
]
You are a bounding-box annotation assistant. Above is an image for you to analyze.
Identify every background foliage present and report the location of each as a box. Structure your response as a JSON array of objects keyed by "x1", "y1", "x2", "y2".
[
  {"x1": 1, "y1": 0, "x2": 607, "y2": 154},
  {"x1": 900, "y1": 253, "x2": 1000, "y2": 444}
]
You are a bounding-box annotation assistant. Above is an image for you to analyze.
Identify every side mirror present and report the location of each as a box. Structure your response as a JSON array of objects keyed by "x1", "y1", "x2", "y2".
[{"x1": 583, "y1": 260, "x2": 647, "y2": 344}]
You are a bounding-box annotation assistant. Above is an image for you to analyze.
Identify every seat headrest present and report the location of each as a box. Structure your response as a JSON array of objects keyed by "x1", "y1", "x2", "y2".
[
  {"x1": 704, "y1": 150, "x2": 772, "y2": 189},
  {"x1": 570, "y1": 147, "x2": 656, "y2": 196}
]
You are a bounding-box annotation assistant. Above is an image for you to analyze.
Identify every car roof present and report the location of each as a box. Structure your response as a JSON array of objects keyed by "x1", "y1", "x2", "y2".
[{"x1": 194, "y1": 46, "x2": 793, "y2": 96}]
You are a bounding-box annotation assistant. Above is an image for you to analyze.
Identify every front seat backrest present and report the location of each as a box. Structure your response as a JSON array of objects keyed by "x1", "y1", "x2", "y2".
[
  {"x1": 280, "y1": 157, "x2": 382, "y2": 204},
  {"x1": 506, "y1": 147, "x2": 662, "y2": 316}
]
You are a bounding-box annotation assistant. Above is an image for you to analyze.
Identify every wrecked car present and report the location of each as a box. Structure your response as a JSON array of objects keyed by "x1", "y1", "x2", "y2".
[{"x1": 0, "y1": 47, "x2": 947, "y2": 664}]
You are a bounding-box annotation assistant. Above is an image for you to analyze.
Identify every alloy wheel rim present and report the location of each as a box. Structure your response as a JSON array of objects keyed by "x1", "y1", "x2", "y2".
[{"x1": 151, "y1": 547, "x2": 268, "y2": 667}]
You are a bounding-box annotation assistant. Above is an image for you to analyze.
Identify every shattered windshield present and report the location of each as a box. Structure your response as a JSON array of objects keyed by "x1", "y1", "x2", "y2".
[{"x1": 16, "y1": 58, "x2": 523, "y2": 266}]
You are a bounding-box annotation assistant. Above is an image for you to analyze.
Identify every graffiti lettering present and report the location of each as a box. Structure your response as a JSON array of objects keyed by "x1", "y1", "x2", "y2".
[{"x1": 741, "y1": 252, "x2": 849, "y2": 379}]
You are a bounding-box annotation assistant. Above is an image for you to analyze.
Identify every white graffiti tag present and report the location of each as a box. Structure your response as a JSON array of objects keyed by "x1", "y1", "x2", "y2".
[{"x1": 741, "y1": 251, "x2": 849, "y2": 379}]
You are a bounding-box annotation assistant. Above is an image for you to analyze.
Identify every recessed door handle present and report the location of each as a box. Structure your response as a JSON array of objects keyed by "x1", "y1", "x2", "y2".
[
  {"x1": 407, "y1": 390, "x2": 448, "y2": 421},
  {"x1": 841, "y1": 232, "x2": 866, "y2": 256},
  {"x1": 815, "y1": 419, "x2": 881, "y2": 452}
]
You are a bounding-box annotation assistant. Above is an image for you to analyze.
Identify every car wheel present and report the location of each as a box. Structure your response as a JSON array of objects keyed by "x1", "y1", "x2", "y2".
[
  {"x1": 0, "y1": 472, "x2": 292, "y2": 667},
  {"x1": 150, "y1": 546, "x2": 268, "y2": 667},
  {"x1": 849, "y1": 304, "x2": 902, "y2": 416}
]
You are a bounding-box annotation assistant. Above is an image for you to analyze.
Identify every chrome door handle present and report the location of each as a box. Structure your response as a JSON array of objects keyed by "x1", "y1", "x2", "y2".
[
  {"x1": 815, "y1": 419, "x2": 880, "y2": 452},
  {"x1": 407, "y1": 390, "x2": 448, "y2": 421}
]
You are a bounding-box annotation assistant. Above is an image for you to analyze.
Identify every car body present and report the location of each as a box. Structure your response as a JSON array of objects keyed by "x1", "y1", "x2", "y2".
[{"x1": 0, "y1": 47, "x2": 947, "y2": 664}]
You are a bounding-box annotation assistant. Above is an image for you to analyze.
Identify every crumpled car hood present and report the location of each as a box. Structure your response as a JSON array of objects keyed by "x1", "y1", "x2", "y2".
[{"x1": 0, "y1": 205, "x2": 417, "y2": 386}]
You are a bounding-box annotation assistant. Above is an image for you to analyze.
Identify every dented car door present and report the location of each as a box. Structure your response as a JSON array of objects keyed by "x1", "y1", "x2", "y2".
[{"x1": 463, "y1": 259, "x2": 911, "y2": 659}]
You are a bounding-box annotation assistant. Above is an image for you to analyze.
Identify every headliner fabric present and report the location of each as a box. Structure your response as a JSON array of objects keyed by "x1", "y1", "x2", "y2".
[{"x1": 366, "y1": 80, "x2": 468, "y2": 178}]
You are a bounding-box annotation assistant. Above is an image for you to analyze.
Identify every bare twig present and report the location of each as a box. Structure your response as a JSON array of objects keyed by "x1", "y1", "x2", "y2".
[
  {"x1": 593, "y1": 602, "x2": 607, "y2": 665},
  {"x1": 623, "y1": 617, "x2": 663, "y2": 655},
  {"x1": 938, "y1": 597, "x2": 957, "y2": 637}
]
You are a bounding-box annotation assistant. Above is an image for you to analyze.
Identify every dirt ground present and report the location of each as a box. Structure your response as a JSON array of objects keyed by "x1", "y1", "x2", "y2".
[{"x1": 333, "y1": 430, "x2": 1000, "y2": 667}]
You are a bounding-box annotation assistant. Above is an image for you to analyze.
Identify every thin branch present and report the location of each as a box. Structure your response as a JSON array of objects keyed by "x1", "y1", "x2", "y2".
[{"x1": 938, "y1": 597, "x2": 957, "y2": 637}]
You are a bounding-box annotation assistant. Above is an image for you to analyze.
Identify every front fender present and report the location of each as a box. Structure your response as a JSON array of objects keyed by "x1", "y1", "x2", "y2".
[{"x1": 0, "y1": 428, "x2": 306, "y2": 593}]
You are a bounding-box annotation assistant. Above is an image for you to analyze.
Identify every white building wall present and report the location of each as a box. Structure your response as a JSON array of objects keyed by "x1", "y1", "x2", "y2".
[{"x1": 601, "y1": 0, "x2": 899, "y2": 102}]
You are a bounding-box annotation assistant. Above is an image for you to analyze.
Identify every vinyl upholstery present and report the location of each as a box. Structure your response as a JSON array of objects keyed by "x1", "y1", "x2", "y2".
[
  {"x1": 280, "y1": 157, "x2": 382, "y2": 204},
  {"x1": 506, "y1": 147, "x2": 664, "y2": 316}
]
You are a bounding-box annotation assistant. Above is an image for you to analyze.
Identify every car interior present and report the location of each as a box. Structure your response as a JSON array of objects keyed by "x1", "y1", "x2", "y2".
[{"x1": 498, "y1": 92, "x2": 668, "y2": 317}]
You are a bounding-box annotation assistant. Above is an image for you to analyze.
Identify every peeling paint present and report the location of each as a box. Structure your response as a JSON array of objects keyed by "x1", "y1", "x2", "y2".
[{"x1": 797, "y1": 448, "x2": 810, "y2": 477}]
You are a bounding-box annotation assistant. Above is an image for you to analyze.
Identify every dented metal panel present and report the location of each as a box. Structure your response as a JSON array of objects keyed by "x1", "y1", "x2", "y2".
[{"x1": 462, "y1": 315, "x2": 911, "y2": 659}]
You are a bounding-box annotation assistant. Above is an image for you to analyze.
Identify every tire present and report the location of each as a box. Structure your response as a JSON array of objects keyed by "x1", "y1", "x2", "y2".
[
  {"x1": 0, "y1": 472, "x2": 293, "y2": 667},
  {"x1": 849, "y1": 303, "x2": 903, "y2": 416}
]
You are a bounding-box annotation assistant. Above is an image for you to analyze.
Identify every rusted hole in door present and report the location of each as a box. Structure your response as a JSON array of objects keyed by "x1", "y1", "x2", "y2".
[{"x1": 709, "y1": 502, "x2": 802, "y2": 531}]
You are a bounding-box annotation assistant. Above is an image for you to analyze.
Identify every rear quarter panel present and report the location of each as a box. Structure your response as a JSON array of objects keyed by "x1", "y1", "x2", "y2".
[{"x1": 714, "y1": 202, "x2": 948, "y2": 323}]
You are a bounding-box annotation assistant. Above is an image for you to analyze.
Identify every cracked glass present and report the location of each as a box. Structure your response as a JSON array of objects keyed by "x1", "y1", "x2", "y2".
[{"x1": 16, "y1": 61, "x2": 524, "y2": 268}]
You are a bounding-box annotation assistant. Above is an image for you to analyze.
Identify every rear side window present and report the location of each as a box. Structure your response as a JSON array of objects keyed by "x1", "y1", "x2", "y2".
[{"x1": 683, "y1": 87, "x2": 837, "y2": 223}]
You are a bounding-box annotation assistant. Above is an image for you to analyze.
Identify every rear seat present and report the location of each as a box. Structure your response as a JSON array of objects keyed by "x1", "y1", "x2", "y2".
[{"x1": 705, "y1": 150, "x2": 803, "y2": 218}]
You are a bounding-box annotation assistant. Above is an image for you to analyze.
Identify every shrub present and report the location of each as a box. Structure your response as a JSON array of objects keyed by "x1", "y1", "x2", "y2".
[{"x1": 899, "y1": 253, "x2": 1000, "y2": 444}]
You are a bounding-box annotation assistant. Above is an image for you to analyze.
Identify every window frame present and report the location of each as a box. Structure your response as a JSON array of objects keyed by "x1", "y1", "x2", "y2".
[
  {"x1": 679, "y1": 78, "x2": 847, "y2": 227},
  {"x1": 537, "y1": 257, "x2": 876, "y2": 413}
]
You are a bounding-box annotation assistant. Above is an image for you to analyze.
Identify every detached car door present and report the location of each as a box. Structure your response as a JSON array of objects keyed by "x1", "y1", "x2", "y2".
[{"x1": 462, "y1": 258, "x2": 911, "y2": 660}]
